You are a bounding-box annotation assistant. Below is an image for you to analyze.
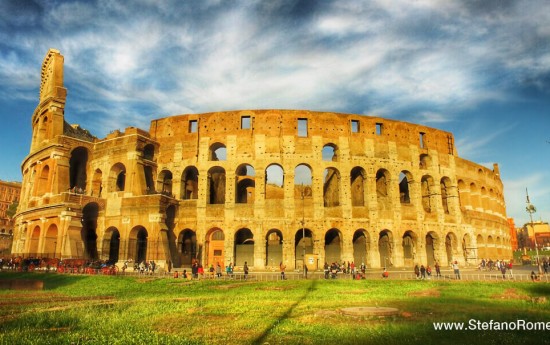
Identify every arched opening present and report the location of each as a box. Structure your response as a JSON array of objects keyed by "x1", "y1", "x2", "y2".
[
  {"x1": 425, "y1": 232, "x2": 438, "y2": 266},
  {"x1": 128, "y1": 226, "x2": 148, "y2": 264},
  {"x1": 295, "y1": 229, "x2": 313, "y2": 269},
  {"x1": 208, "y1": 167, "x2": 226, "y2": 204},
  {"x1": 399, "y1": 171, "x2": 412, "y2": 204},
  {"x1": 109, "y1": 163, "x2": 126, "y2": 192},
  {"x1": 206, "y1": 228, "x2": 225, "y2": 267},
  {"x1": 44, "y1": 224, "x2": 58, "y2": 258},
  {"x1": 421, "y1": 175, "x2": 434, "y2": 213},
  {"x1": 441, "y1": 177, "x2": 452, "y2": 214},
  {"x1": 323, "y1": 168, "x2": 340, "y2": 207},
  {"x1": 445, "y1": 232, "x2": 458, "y2": 265},
  {"x1": 322, "y1": 144, "x2": 338, "y2": 161},
  {"x1": 265, "y1": 229, "x2": 283, "y2": 267},
  {"x1": 36, "y1": 165, "x2": 50, "y2": 196},
  {"x1": 178, "y1": 229, "x2": 197, "y2": 266},
  {"x1": 81, "y1": 202, "x2": 99, "y2": 260},
  {"x1": 157, "y1": 170, "x2": 173, "y2": 196},
  {"x1": 402, "y1": 230, "x2": 418, "y2": 267},
  {"x1": 470, "y1": 183, "x2": 480, "y2": 209},
  {"x1": 353, "y1": 230, "x2": 369, "y2": 266},
  {"x1": 294, "y1": 164, "x2": 312, "y2": 199},
  {"x1": 144, "y1": 166, "x2": 155, "y2": 193},
  {"x1": 350, "y1": 167, "x2": 366, "y2": 206},
  {"x1": 143, "y1": 144, "x2": 155, "y2": 161},
  {"x1": 181, "y1": 166, "x2": 198, "y2": 200},
  {"x1": 379, "y1": 230, "x2": 393, "y2": 267},
  {"x1": 235, "y1": 164, "x2": 255, "y2": 204},
  {"x1": 487, "y1": 235, "x2": 495, "y2": 258},
  {"x1": 103, "y1": 227, "x2": 120, "y2": 263},
  {"x1": 91, "y1": 169, "x2": 103, "y2": 197},
  {"x1": 376, "y1": 169, "x2": 390, "y2": 210},
  {"x1": 209, "y1": 142, "x2": 226, "y2": 161},
  {"x1": 462, "y1": 234, "x2": 473, "y2": 264},
  {"x1": 29, "y1": 226, "x2": 40, "y2": 255},
  {"x1": 265, "y1": 164, "x2": 284, "y2": 199},
  {"x1": 234, "y1": 228, "x2": 254, "y2": 266},
  {"x1": 69, "y1": 147, "x2": 88, "y2": 191},
  {"x1": 324, "y1": 228, "x2": 341, "y2": 264}
]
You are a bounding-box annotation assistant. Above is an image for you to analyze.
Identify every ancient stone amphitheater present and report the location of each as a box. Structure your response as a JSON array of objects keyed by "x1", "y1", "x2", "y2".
[{"x1": 12, "y1": 49, "x2": 512, "y2": 270}]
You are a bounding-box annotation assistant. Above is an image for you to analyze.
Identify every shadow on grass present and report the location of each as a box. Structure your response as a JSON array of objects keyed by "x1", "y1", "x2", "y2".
[
  {"x1": 253, "y1": 279, "x2": 317, "y2": 344},
  {"x1": 0, "y1": 272, "x2": 89, "y2": 290}
]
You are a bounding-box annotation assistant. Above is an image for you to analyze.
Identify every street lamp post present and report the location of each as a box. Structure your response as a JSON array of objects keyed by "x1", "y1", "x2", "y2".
[{"x1": 526, "y1": 189, "x2": 542, "y2": 274}]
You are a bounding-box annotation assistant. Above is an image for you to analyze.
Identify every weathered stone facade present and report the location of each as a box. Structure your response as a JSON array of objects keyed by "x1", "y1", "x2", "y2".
[{"x1": 12, "y1": 49, "x2": 512, "y2": 269}]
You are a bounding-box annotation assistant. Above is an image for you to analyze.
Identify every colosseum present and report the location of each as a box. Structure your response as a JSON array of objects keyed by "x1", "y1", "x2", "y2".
[{"x1": 12, "y1": 49, "x2": 512, "y2": 271}]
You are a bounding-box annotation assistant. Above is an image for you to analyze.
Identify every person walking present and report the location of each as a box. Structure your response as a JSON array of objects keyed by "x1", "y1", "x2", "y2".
[
  {"x1": 280, "y1": 262, "x2": 286, "y2": 280},
  {"x1": 244, "y1": 261, "x2": 249, "y2": 280}
]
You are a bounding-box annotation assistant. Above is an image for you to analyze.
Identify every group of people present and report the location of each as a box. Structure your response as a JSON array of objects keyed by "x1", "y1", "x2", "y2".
[
  {"x1": 323, "y1": 261, "x2": 367, "y2": 279},
  {"x1": 414, "y1": 262, "x2": 445, "y2": 279},
  {"x1": 174, "y1": 261, "x2": 251, "y2": 280}
]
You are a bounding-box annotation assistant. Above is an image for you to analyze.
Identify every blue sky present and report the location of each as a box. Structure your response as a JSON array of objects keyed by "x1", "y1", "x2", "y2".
[{"x1": 0, "y1": 0, "x2": 549, "y2": 226}]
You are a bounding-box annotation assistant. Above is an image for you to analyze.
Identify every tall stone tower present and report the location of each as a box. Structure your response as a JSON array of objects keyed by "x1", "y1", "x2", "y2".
[{"x1": 30, "y1": 49, "x2": 67, "y2": 152}]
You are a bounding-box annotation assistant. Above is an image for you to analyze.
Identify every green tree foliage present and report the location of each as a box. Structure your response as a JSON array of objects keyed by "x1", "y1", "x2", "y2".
[{"x1": 6, "y1": 201, "x2": 18, "y2": 219}]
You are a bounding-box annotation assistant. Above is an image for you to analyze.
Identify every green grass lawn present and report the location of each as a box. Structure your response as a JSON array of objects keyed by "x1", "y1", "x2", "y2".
[{"x1": 0, "y1": 273, "x2": 549, "y2": 345}]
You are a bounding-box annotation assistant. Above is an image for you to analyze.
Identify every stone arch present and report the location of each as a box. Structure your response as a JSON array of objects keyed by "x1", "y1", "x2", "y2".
[
  {"x1": 143, "y1": 144, "x2": 155, "y2": 161},
  {"x1": 295, "y1": 164, "x2": 313, "y2": 199},
  {"x1": 181, "y1": 166, "x2": 199, "y2": 200},
  {"x1": 109, "y1": 163, "x2": 126, "y2": 192},
  {"x1": 29, "y1": 225, "x2": 40, "y2": 255},
  {"x1": 440, "y1": 177, "x2": 452, "y2": 214},
  {"x1": 128, "y1": 226, "x2": 148, "y2": 264},
  {"x1": 476, "y1": 234, "x2": 485, "y2": 260},
  {"x1": 421, "y1": 175, "x2": 434, "y2": 213},
  {"x1": 399, "y1": 171, "x2": 413, "y2": 204},
  {"x1": 206, "y1": 228, "x2": 225, "y2": 267},
  {"x1": 234, "y1": 228, "x2": 254, "y2": 266},
  {"x1": 157, "y1": 169, "x2": 173, "y2": 196},
  {"x1": 323, "y1": 167, "x2": 340, "y2": 207},
  {"x1": 322, "y1": 143, "x2": 338, "y2": 161},
  {"x1": 295, "y1": 228, "x2": 313, "y2": 269},
  {"x1": 209, "y1": 142, "x2": 226, "y2": 161},
  {"x1": 376, "y1": 169, "x2": 391, "y2": 211},
  {"x1": 445, "y1": 232, "x2": 458, "y2": 265},
  {"x1": 470, "y1": 183, "x2": 480, "y2": 209},
  {"x1": 208, "y1": 166, "x2": 226, "y2": 204},
  {"x1": 425, "y1": 231, "x2": 439, "y2": 266},
  {"x1": 81, "y1": 202, "x2": 99, "y2": 260},
  {"x1": 69, "y1": 147, "x2": 88, "y2": 191},
  {"x1": 103, "y1": 227, "x2": 120, "y2": 263},
  {"x1": 378, "y1": 229, "x2": 394, "y2": 267},
  {"x1": 353, "y1": 229, "x2": 370, "y2": 266},
  {"x1": 350, "y1": 167, "x2": 366, "y2": 206},
  {"x1": 324, "y1": 228, "x2": 342, "y2": 264},
  {"x1": 457, "y1": 179, "x2": 468, "y2": 208},
  {"x1": 36, "y1": 165, "x2": 50, "y2": 196},
  {"x1": 91, "y1": 169, "x2": 103, "y2": 197},
  {"x1": 487, "y1": 235, "x2": 495, "y2": 259},
  {"x1": 44, "y1": 224, "x2": 58, "y2": 257},
  {"x1": 265, "y1": 229, "x2": 283, "y2": 267},
  {"x1": 462, "y1": 234, "x2": 473, "y2": 264},
  {"x1": 177, "y1": 229, "x2": 197, "y2": 266},
  {"x1": 496, "y1": 236, "x2": 502, "y2": 258},
  {"x1": 402, "y1": 230, "x2": 418, "y2": 267},
  {"x1": 235, "y1": 164, "x2": 255, "y2": 204},
  {"x1": 265, "y1": 164, "x2": 284, "y2": 199}
]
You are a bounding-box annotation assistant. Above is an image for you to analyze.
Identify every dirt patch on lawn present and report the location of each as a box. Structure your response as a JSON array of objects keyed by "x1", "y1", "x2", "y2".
[
  {"x1": 493, "y1": 288, "x2": 530, "y2": 301},
  {"x1": 408, "y1": 288, "x2": 441, "y2": 298},
  {"x1": 0, "y1": 295, "x2": 115, "y2": 306}
]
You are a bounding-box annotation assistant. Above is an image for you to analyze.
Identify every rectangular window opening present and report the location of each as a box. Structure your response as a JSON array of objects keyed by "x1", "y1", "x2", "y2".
[
  {"x1": 420, "y1": 132, "x2": 426, "y2": 149},
  {"x1": 376, "y1": 123, "x2": 383, "y2": 135},
  {"x1": 351, "y1": 120, "x2": 360, "y2": 133},
  {"x1": 241, "y1": 116, "x2": 251, "y2": 129},
  {"x1": 189, "y1": 120, "x2": 198, "y2": 133},
  {"x1": 298, "y1": 118, "x2": 308, "y2": 137}
]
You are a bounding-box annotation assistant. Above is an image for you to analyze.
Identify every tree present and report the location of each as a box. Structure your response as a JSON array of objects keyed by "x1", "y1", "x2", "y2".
[{"x1": 6, "y1": 201, "x2": 18, "y2": 219}]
